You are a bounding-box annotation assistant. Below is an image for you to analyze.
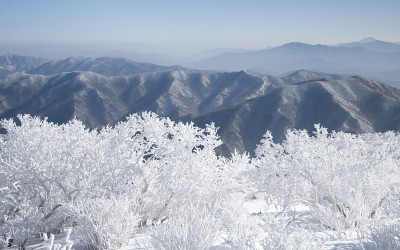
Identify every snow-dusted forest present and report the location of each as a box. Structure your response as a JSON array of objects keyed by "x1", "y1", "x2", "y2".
[{"x1": 1, "y1": 113, "x2": 400, "y2": 249}]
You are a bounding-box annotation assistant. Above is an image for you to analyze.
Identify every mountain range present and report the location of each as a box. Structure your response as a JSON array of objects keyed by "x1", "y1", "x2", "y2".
[{"x1": 1, "y1": 54, "x2": 400, "y2": 156}]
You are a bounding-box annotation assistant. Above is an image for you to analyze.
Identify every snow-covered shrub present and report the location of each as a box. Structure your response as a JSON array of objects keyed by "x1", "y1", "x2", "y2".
[
  {"x1": 219, "y1": 210, "x2": 325, "y2": 250},
  {"x1": 257, "y1": 213, "x2": 325, "y2": 250},
  {"x1": 42, "y1": 228, "x2": 73, "y2": 250},
  {"x1": 370, "y1": 223, "x2": 400, "y2": 249},
  {"x1": 255, "y1": 125, "x2": 400, "y2": 238},
  {"x1": 66, "y1": 196, "x2": 140, "y2": 249},
  {"x1": 221, "y1": 206, "x2": 259, "y2": 249},
  {"x1": 3, "y1": 112, "x2": 400, "y2": 248},
  {"x1": 148, "y1": 200, "x2": 222, "y2": 250},
  {"x1": 205, "y1": 152, "x2": 257, "y2": 248},
  {"x1": 0, "y1": 113, "x2": 242, "y2": 248},
  {"x1": 0, "y1": 234, "x2": 11, "y2": 250}
]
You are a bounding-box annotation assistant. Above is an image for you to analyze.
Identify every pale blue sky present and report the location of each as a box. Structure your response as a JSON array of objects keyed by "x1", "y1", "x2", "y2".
[{"x1": 1, "y1": 0, "x2": 399, "y2": 55}]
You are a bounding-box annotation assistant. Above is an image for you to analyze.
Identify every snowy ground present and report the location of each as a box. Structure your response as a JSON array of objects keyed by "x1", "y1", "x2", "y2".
[
  {"x1": 15, "y1": 198, "x2": 380, "y2": 250},
  {"x1": 16, "y1": 235, "x2": 374, "y2": 250}
]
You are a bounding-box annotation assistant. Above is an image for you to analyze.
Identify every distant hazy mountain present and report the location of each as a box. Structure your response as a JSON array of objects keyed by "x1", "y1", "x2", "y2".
[
  {"x1": 191, "y1": 42, "x2": 400, "y2": 73},
  {"x1": 29, "y1": 56, "x2": 183, "y2": 76},
  {"x1": 0, "y1": 44, "x2": 187, "y2": 66},
  {"x1": 336, "y1": 37, "x2": 400, "y2": 53},
  {"x1": 0, "y1": 54, "x2": 49, "y2": 77},
  {"x1": 189, "y1": 39, "x2": 400, "y2": 88},
  {"x1": 359, "y1": 37, "x2": 379, "y2": 43},
  {"x1": 185, "y1": 48, "x2": 256, "y2": 62},
  {"x1": 180, "y1": 76, "x2": 400, "y2": 156}
]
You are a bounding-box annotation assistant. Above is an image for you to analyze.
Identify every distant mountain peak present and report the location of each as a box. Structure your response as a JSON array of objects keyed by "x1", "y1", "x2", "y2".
[
  {"x1": 295, "y1": 69, "x2": 312, "y2": 74},
  {"x1": 283, "y1": 69, "x2": 314, "y2": 77},
  {"x1": 359, "y1": 37, "x2": 378, "y2": 43},
  {"x1": 281, "y1": 69, "x2": 343, "y2": 85},
  {"x1": 281, "y1": 42, "x2": 310, "y2": 47}
]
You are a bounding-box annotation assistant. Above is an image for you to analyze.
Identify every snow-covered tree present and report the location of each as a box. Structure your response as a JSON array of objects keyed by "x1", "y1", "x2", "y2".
[{"x1": 255, "y1": 125, "x2": 400, "y2": 238}]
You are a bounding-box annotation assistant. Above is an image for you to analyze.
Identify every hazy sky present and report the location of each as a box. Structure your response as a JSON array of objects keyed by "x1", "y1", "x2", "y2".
[{"x1": 1, "y1": 0, "x2": 399, "y2": 55}]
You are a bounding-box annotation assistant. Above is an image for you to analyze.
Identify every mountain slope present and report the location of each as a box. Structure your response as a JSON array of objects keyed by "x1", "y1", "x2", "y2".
[
  {"x1": 29, "y1": 56, "x2": 183, "y2": 76},
  {"x1": 180, "y1": 76, "x2": 400, "y2": 156},
  {"x1": 0, "y1": 69, "x2": 284, "y2": 128}
]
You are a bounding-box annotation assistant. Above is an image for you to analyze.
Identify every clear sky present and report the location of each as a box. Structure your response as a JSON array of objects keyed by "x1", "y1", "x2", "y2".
[{"x1": 1, "y1": 0, "x2": 399, "y2": 55}]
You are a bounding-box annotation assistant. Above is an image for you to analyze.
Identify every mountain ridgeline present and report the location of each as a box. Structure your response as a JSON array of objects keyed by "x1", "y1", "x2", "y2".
[
  {"x1": 29, "y1": 56, "x2": 184, "y2": 76},
  {"x1": 1, "y1": 54, "x2": 400, "y2": 156}
]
